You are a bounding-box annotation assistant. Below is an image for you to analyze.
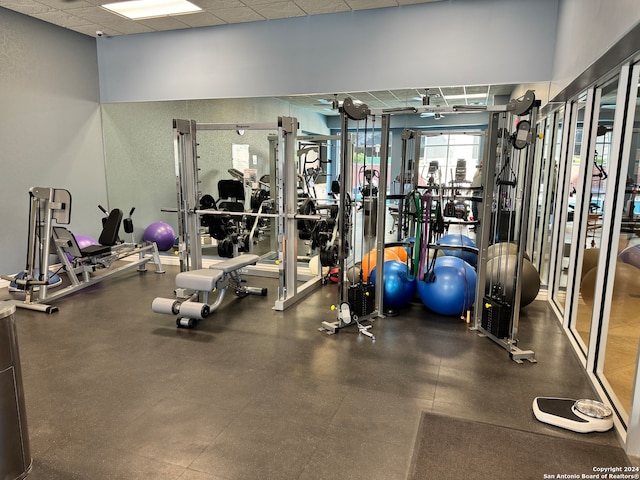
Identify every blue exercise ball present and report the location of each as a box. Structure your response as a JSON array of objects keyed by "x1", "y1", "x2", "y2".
[
  {"x1": 417, "y1": 256, "x2": 477, "y2": 316},
  {"x1": 143, "y1": 222, "x2": 175, "y2": 251},
  {"x1": 9, "y1": 269, "x2": 62, "y2": 292},
  {"x1": 436, "y1": 234, "x2": 477, "y2": 266},
  {"x1": 369, "y1": 260, "x2": 416, "y2": 310}
]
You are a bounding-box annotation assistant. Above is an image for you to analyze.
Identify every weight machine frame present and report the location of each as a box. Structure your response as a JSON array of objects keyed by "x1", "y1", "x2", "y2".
[
  {"x1": 171, "y1": 117, "x2": 325, "y2": 312},
  {"x1": 378, "y1": 91, "x2": 540, "y2": 361},
  {"x1": 5, "y1": 186, "x2": 165, "y2": 313}
]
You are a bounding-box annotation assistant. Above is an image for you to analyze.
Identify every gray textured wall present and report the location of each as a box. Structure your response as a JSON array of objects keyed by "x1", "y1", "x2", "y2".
[{"x1": 0, "y1": 8, "x2": 105, "y2": 275}]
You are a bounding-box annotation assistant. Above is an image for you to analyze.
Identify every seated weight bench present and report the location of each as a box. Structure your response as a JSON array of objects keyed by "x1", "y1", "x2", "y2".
[{"x1": 152, "y1": 254, "x2": 267, "y2": 328}]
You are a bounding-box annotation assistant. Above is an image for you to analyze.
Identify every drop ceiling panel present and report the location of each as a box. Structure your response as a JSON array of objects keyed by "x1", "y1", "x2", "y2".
[
  {"x1": 208, "y1": 6, "x2": 266, "y2": 24},
  {"x1": 31, "y1": 9, "x2": 92, "y2": 27},
  {"x1": 250, "y1": 2, "x2": 306, "y2": 20},
  {"x1": 294, "y1": 0, "x2": 350, "y2": 15}
]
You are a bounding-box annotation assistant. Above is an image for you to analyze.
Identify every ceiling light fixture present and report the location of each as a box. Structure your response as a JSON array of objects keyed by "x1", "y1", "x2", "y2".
[
  {"x1": 445, "y1": 93, "x2": 487, "y2": 100},
  {"x1": 101, "y1": 0, "x2": 202, "y2": 20}
]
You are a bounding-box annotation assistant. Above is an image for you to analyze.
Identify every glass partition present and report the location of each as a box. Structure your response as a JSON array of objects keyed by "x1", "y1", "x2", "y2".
[
  {"x1": 540, "y1": 110, "x2": 563, "y2": 285},
  {"x1": 573, "y1": 78, "x2": 619, "y2": 350},
  {"x1": 552, "y1": 95, "x2": 587, "y2": 315},
  {"x1": 601, "y1": 73, "x2": 640, "y2": 420}
]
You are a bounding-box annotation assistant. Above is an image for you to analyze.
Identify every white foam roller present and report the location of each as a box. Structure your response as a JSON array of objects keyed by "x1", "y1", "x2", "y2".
[
  {"x1": 178, "y1": 301, "x2": 210, "y2": 320},
  {"x1": 152, "y1": 297, "x2": 180, "y2": 315}
]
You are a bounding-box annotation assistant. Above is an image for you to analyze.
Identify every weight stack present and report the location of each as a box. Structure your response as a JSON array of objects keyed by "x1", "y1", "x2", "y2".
[
  {"x1": 481, "y1": 296, "x2": 511, "y2": 339},
  {"x1": 348, "y1": 283, "x2": 375, "y2": 319}
]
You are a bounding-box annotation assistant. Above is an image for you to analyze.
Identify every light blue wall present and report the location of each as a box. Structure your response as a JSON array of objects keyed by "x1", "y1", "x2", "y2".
[
  {"x1": 97, "y1": 0, "x2": 559, "y2": 103},
  {"x1": 0, "y1": 8, "x2": 105, "y2": 275}
]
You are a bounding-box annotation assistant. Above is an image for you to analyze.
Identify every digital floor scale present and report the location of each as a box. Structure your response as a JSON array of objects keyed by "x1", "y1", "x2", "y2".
[{"x1": 533, "y1": 397, "x2": 614, "y2": 433}]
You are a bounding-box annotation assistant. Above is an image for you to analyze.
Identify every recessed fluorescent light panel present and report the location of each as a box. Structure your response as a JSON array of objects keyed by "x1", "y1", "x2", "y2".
[
  {"x1": 101, "y1": 0, "x2": 202, "y2": 20},
  {"x1": 445, "y1": 93, "x2": 487, "y2": 100}
]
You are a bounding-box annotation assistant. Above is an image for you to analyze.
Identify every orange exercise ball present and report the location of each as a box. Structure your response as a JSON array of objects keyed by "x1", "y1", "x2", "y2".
[
  {"x1": 385, "y1": 246, "x2": 408, "y2": 263},
  {"x1": 361, "y1": 248, "x2": 400, "y2": 281}
]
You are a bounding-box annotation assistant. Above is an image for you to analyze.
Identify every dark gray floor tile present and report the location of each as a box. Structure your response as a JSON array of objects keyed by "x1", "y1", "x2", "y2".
[
  {"x1": 327, "y1": 386, "x2": 433, "y2": 448},
  {"x1": 33, "y1": 441, "x2": 186, "y2": 480},
  {"x1": 117, "y1": 397, "x2": 238, "y2": 468},
  {"x1": 241, "y1": 374, "x2": 350, "y2": 429},
  {"x1": 189, "y1": 412, "x2": 323, "y2": 480},
  {"x1": 298, "y1": 432, "x2": 410, "y2": 480}
]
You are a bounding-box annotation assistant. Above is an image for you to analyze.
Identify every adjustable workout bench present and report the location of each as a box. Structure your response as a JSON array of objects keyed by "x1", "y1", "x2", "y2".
[{"x1": 152, "y1": 254, "x2": 267, "y2": 328}]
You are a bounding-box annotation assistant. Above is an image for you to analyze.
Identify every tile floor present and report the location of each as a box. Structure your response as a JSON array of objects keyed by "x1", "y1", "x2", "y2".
[{"x1": 1, "y1": 264, "x2": 627, "y2": 479}]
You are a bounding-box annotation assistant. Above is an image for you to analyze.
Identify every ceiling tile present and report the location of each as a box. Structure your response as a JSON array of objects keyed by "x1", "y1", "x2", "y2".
[
  {"x1": 65, "y1": 6, "x2": 127, "y2": 24},
  {"x1": 33, "y1": 0, "x2": 94, "y2": 8},
  {"x1": 346, "y1": 0, "x2": 398, "y2": 11},
  {"x1": 397, "y1": 0, "x2": 443, "y2": 4},
  {"x1": 193, "y1": 0, "x2": 245, "y2": 8},
  {"x1": 294, "y1": 0, "x2": 350, "y2": 15},
  {"x1": 250, "y1": 2, "x2": 306, "y2": 20},
  {"x1": 31, "y1": 10, "x2": 92, "y2": 27},
  {"x1": 98, "y1": 21, "x2": 155, "y2": 35},
  {"x1": 0, "y1": 0, "x2": 54, "y2": 15},
  {"x1": 209, "y1": 7, "x2": 265, "y2": 24},
  {"x1": 138, "y1": 15, "x2": 194, "y2": 31},
  {"x1": 175, "y1": 11, "x2": 226, "y2": 27},
  {"x1": 68, "y1": 23, "x2": 125, "y2": 37},
  {"x1": 241, "y1": 0, "x2": 286, "y2": 5}
]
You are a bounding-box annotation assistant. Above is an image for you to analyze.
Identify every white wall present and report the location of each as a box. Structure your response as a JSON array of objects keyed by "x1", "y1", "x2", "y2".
[
  {"x1": 550, "y1": 0, "x2": 640, "y2": 99},
  {"x1": 0, "y1": 8, "x2": 105, "y2": 275},
  {"x1": 97, "y1": 0, "x2": 559, "y2": 103}
]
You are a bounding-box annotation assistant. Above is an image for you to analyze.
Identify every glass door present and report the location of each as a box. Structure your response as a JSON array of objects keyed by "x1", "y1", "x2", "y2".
[
  {"x1": 551, "y1": 95, "x2": 587, "y2": 316},
  {"x1": 597, "y1": 66, "x2": 640, "y2": 422},
  {"x1": 571, "y1": 79, "x2": 618, "y2": 351}
]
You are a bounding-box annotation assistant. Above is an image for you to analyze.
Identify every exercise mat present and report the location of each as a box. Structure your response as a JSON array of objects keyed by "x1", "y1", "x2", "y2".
[{"x1": 407, "y1": 412, "x2": 632, "y2": 480}]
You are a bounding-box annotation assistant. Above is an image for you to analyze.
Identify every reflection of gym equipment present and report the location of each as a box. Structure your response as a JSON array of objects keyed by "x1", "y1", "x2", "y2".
[
  {"x1": 4, "y1": 187, "x2": 164, "y2": 313},
  {"x1": 474, "y1": 91, "x2": 540, "y2": 363},
  {"x1": 359, "y1": 167, "x2": 379, "y2": 237},
  {"x1": 321, "y1": 98, "x2": 384, "y2": 339},
  {"x1": 152, "y1": 254, "x2": 267, "y2": 328},
  {"x1": 533, "y1": 397, "x2": 613, "y2": 433},
  {"x1": 170, "y1": 118, "x2": 322, "y2": 312}
]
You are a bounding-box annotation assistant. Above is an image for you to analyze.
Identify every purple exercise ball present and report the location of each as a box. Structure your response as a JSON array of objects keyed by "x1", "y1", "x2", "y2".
[
  {"x1": 619, "y1": 244, "x2": 640, "y2": 269},
  {"x1": 143, "y1": 222, "x2": 175, "y2": 251}
]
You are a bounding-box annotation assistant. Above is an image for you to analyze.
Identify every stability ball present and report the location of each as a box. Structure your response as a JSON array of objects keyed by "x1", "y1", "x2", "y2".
[
  {"x1": 580, "y1": 262, "x2": 640, "y2": 305},
  {"x1": 361, "y1": 248, "x2": 400, "y2": 281},
  {"x1": 143, "y1": 222, "x2": 175, "y2": 251},
  {"x1": 417, "y1": 256, "x2": 476, "y2": 316},
  {"x1": 487, "y1": 242, "x2": 530, "y2": 261},
  {"x1": 9, "y1": 269, "x2": 62, "y2": 292},
  {"x1": 486, "y1": 254, "x2": 540, "y2": 307},
  {"x1": 581, "y1": 248, "x2": 600, "y2": 281},
  {"x1": 369, "y1": 260, "x2": 416, "y2": 310},
  {"x1": 75, "y1": 235, "x2": 98, "y2": 250},
  {"x1": 385, "y1": 246, "x2": 408, "y2": 263},
  {"x1": 619, "y1": 244, "x2": 640, "y2": 269},
  {"x1": 347, "y1": 265, "x2": 362, "y2": 284},
  {"x1": 67, "y1": 235, "x2": 99, "y2": 261},
  {"x1": 437, "y1": 234, "x2": 477, "y2": 266}
]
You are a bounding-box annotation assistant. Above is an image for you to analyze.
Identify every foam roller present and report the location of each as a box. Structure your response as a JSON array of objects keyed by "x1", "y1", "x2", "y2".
[
  {"x1": 178, "y1": 301, "x2": 210, "y2": 320},
  {"x1": 152, "y1": 297, "x2": 180, "y2": 315}
]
